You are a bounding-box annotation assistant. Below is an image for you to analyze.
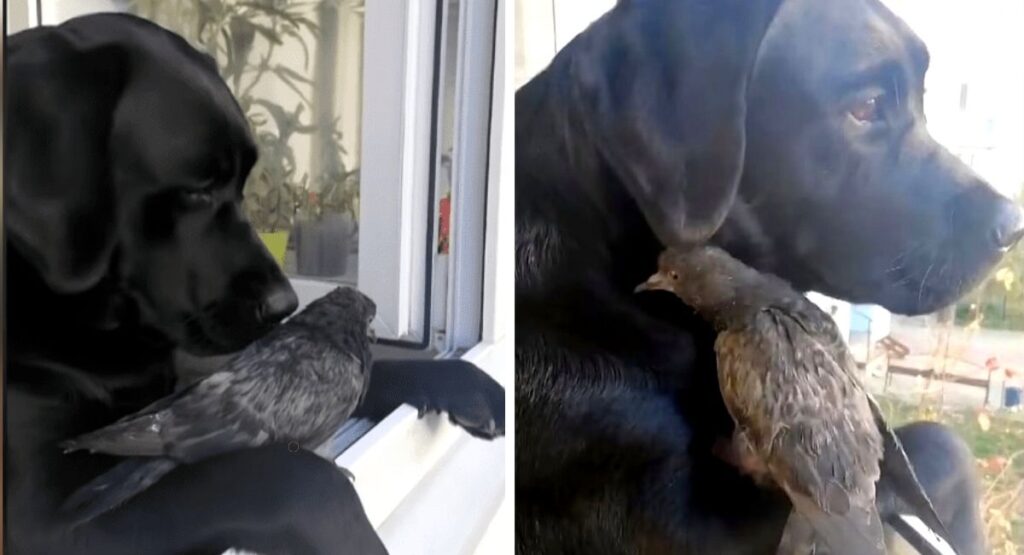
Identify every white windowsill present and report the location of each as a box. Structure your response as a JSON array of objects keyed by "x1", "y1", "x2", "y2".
[
  {"x1": 224, "y1": 338, "x2": 508, "y2": 555},
  {"x1": 337, "y1": 339, "x2": 509, "y2": 554}
]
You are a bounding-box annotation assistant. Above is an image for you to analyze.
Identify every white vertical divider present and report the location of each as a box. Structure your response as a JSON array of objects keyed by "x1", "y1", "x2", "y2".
[
  {"x1": 358, "y1": 0, "x2": 436, "y2": 341},
  {"x1": 444, "y1": 0, "x2": 498, "y2": 352}
]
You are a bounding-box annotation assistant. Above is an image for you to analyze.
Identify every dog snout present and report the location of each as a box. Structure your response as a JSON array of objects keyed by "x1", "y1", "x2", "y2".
[
  {"x1": 258, "y1": 283, "x2": 299, "y2": 324},
  {"x1": 990, "y1": 201, "x2": 1024, "y2": 251}
]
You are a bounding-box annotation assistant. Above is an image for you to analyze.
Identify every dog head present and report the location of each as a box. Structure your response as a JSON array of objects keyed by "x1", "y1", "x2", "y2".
[
  {"x1": 728, "y1": 0, "x2": 1024, "y2": 314},
  {"x1": 7, "y1": 14, "x2": 298, "y2": 355},
  {"x1": 565, "y1": 0, "x2": 1022, "y2": 315}
]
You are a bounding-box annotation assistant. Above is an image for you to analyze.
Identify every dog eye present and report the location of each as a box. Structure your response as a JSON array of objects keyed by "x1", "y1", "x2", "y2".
[
  {"x1": 669, "y1": 271, "x2": 679, "y2": 280},
  {"x1": 179, "y1": 188, "x2": 214, "y2": 208},
  {"x1": 212, "y1": 157, "x2": 234, "y2": 181},
  {"x1": 850, "y1": 95, "x2": 884, "y2": 123}
]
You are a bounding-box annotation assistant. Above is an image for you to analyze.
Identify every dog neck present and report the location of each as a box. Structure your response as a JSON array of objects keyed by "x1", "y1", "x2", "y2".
[{"x1": 7, "y1": 246, "x2": 174, "y2": 381}]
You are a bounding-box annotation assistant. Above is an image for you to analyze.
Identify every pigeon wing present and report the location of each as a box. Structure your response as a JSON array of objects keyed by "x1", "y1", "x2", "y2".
[
  {"x1": 771, "y1": 308, "x2": 886, "y2": 554},
  {"x1": 780, "y1": 300, "x2": 955, "y2": 544},
  {"x1": 61, "y1": 353, "x2": 275, "y2": 462},
  {"x1": 717, "y1": 308, "x2": 885, "y2": 554},
  {"x1": 254, "y1": 329, "x2": 371, "y2": 446},
  {"x1": 59, "y1": 380, "x2": 203, "y2": 457}
]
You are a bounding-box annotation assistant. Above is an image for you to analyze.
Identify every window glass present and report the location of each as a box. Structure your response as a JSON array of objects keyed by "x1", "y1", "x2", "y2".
[
  {"x1": 129, "y1": 0, "x2": 366, "y2": 284},
  {"x1": 514, "y1": 0, "x2": 613, "y2": 88}
]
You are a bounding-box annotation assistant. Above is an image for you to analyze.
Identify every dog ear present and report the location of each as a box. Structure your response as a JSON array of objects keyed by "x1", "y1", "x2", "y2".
[
  {"x1": 6, "y1": 24, "x2": 129, "y2": 293},
  {"x1": 570, "y1": 0, "x2": 782, "y2": 249}
]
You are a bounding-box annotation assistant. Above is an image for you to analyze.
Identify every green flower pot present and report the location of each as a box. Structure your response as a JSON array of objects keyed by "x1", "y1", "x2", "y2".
[{"x1": 258, "y1": 231, "x2": 290, "y2": 268}]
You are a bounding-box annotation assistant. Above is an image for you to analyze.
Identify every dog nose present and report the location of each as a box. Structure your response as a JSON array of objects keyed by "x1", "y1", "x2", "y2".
[
  {"x1": 991, "y1": 202, "x2": 1024, "y2": 251},
  {"x1": 259, "y1": 285, "x2": 299, "y2": 323}
]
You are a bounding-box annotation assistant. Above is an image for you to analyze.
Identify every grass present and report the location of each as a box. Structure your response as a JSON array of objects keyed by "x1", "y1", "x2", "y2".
[
  {"x1": 875, "y1": 395, "x2": 1024, "y2": 554},
  {"x1": 955, "y1": 301, "x2": 1024, "y2": 332}
]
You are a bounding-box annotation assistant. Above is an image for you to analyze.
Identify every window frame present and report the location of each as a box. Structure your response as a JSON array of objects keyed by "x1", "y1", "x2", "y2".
[
  {"x1": 346, "y1": 0, "x2": 439, "y2": 346},
  {"x1": 271, "y1": 0, "x2": 444, "y2": 348},
  {"x1": 333, "y1": 2, "x2": 510, "y2": 551}
]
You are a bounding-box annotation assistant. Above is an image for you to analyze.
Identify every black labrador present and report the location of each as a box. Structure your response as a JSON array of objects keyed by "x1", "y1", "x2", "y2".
[
  {"x1": 516, "y1": 0, "x2": 1023, "y2": 554},
  {"x1": 6, "y1": 13, "x2": 503, "y2": 555}
]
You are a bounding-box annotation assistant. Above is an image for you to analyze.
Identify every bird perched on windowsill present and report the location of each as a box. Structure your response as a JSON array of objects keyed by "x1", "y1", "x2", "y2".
[
  {"x1": 636, "y1": 246, "x2": 955, "y2": 555},
  {"x1": 60, "y1": 286, "x2": 376, "y2": 524}
]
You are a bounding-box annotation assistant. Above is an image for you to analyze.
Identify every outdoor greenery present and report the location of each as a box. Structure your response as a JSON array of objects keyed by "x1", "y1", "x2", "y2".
[
  {"x1": 127, "y1": 0, "x2": 361, "y2": 232},
  {"x1": 890, "y1": 219, "x2": 1024, "y2": 553},
  {"x1": 877, "y1": 395, "x2": 1024, "y2": 555},
  {"x1": 956, "y1": 186, "x2": 1024, "y2": 331},
  {"x1": 884, "y1": 206, "x2": 1024, "y2": 553}
]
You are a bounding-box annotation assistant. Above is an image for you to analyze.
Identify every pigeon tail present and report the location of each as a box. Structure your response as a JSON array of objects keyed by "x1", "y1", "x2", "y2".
[
  {"x1": 61, "y1": 458, "x2": 178, "y2": 525},
  {"x1": 786, "y1": 492, "x2": 886, "y2": 555}
]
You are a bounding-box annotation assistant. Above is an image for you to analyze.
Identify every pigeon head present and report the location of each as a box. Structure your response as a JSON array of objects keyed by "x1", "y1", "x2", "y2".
[
  {"x1": 289, "y1": 287, "x2": 377, "y2": 334},
  {"x1": 635, "y1": 246, "x2": 790, "y2": 316}
]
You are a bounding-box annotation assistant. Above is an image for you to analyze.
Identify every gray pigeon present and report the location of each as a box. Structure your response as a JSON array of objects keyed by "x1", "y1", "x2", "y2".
[
  {"x1": 60, "y1": 286, "x2": 376, "y2": 522},
  {"x1": 636, "y1": 246, "x2": 955, "y2": 555}
]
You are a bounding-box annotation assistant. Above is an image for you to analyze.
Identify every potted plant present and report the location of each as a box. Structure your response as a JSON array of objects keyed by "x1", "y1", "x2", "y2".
[
  {"x1": 242, "y1": 100, "x2": 318, "y2": 268},
  {"x1": 127, "y1": 0, "x2": 360, "y2": 271},
  {"x1": 293, "y1": 121, "x2": 359, "y2": 277}
]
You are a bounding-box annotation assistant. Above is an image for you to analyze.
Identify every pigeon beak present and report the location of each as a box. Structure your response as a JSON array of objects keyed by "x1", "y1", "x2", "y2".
[{"x1": 635, "y1": 272, "x2": 671, "y2": 293}]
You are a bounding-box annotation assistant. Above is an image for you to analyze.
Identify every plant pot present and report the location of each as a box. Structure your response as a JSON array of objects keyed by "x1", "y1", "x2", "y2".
[
  {"x1": 294, "y1": 213, "x2": 353, "y2": 278},
  {"x1": 258, "y1": 231, "x2": 291, "y2": 268}
]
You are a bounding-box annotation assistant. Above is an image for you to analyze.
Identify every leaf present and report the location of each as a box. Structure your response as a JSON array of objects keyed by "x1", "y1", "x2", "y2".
[
  {"x1": 252, "y1": 99, "x2": 300, "y2": 134},
  {"x1": 270, "y1": 67, "x2": 312, "y2": 106},
  {"x1": 280, "y1": 25, "x2": 311, "y2": 70},
  {"x1": 979, "y1": 411, "x2": 993, "y2": 432},
  {"x1": 226, "y1": 18, "x2": 258, "y2": 84},
  {"x1": 995, "y1": 267, "x2": 1016, "y2": 291},
  {"x1": 292, "y1": 124, "x2": 321, "y2": 135},
  {"x1": 237, "y1": 1, "x2": 320, "y2": 36},
  {"x1": 273, "y1": 64, "x2": 314, "y2": 85},
  {"x1": 249, "y1": 21, "x2": 284, "y2": 46},
  {"x1": 195, "y1": 0, "x2": 215, "y2": 37}
]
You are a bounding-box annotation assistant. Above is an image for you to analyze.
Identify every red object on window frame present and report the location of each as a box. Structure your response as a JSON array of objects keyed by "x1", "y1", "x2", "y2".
[{"x1": 438, "y1": 196, "x2": 451, "y2": 254}]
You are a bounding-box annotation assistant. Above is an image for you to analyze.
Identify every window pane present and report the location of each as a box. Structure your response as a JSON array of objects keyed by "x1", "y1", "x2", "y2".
[
  {"x1": 129, "y1": 0, "x2": 366, "y2": 284},
  {"x1": 514, "y1": 0, "x2": 614, "y2": 88}
]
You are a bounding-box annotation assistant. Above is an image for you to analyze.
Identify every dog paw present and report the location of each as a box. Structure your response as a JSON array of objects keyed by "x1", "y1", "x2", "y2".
[{"x1": 410, "y1": 360, "x2": 505, "y2": 440}]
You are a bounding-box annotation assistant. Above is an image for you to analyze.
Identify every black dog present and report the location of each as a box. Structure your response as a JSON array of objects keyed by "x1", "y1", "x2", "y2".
[
  {"x1": 516, "y1": 0, "x2": 1022, "y2": 554},
  {"x1": 6, "y1": 13, "x2": 503, "y2": 555}
]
